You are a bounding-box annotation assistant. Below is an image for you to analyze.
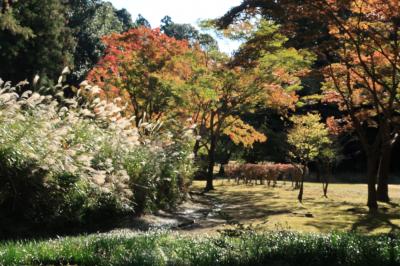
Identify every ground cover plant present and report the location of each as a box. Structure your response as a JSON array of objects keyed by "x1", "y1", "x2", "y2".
[{"x1": 1, "y1": 230, "x2": 400, "y2": 266}]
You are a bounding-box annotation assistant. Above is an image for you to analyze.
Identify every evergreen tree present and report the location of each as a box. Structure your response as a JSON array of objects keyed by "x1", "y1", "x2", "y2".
[
  {"x1": 68, "y1": 0, "x2": 134, "y2": 82},
  {"x1": 134, "y1": 14, "x2": 151, "y2": 28},
  {"x1": 0, "y1": 0, "x2": 75, "y2": 85},
  {"x1": 160, "y1": 16, "x2": 218, "y2": 50},
  {"x1": 160, "y1": 16, "x2": 199, "y2": 41},
  {"x1": 116, "y1": 8, "x2": 134, "y2": 31},
  {"x1": 0, "y1": 0, "x2": 34, "y2": 38}
]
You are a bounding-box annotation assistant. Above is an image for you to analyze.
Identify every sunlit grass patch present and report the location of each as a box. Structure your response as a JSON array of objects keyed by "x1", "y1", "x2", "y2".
[{"x1": 191, "y1": 180, "x2": 400, "y2": 234}]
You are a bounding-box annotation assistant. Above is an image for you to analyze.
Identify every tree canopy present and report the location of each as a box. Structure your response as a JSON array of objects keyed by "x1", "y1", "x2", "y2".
[
  {"x1": 68, "y1": 0, "x2": 134, "y2": 81},
  {"x1": 87, "y1": 27, "x2": 194, "y2": 125},
  {"x1": 0, "y1": 0, "x2": 75, "y2": 85}
]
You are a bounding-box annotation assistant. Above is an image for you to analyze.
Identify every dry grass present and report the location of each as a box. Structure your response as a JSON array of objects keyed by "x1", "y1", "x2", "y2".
[{"x1": 191, "y1": 179, "x2": 400, "y2": 235}]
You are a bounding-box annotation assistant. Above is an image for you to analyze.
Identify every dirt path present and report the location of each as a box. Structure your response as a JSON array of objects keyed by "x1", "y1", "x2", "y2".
[{"x1": 110, "y1": 191, "x2": 232, "y2": 235}]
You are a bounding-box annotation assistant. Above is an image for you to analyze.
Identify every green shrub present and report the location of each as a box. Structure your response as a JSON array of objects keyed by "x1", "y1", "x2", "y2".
[
  {"x1": 124, "y1": 123, "x2": 195, "y2": 213},
  {"x1": 0, "y1": 78, "x2": 195, "y2": 233}
]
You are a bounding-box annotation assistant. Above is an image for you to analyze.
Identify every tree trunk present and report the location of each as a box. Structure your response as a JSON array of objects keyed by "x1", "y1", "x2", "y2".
[
  {"x1": 297, "y1": 164, "x2": 307, "y2": 203},
  {"x1": 322, "y1": 162, "x2": 330, "y2": 198},
  {"x1": 219, "y1": 151, "x2": 231, "y2": 178},
  {"x1": 205, "y1": 111, "x2": 217, "y2": 192},
  {"x1": 366, "y1": 153, "x2": 379, "y2": 212},
  {"x1": 377, "y1": 143, "x2": 391, "y2": 202},
  {"x1": 323, "y1": 182, "x2": 328, "y2": 198},
  {"x1": 218, "y1": 164, "x2": 224, "y2": 177},
  {"x1": 298, "y1": 178, "x2": 304, "y2": 202},
  {"x1": 205, "y1": 135, "x2": 216, "y2": 191},
  {"x1": 193, "y1": 139, "x2": 200, "y2": 158}
]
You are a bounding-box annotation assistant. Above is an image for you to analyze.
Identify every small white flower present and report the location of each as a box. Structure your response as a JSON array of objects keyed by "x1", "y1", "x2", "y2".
[
  {"x1": 61, "y1": 66, "x2": 70, "y2": 75},
  {"x1": 90, "y1": 86, "x2": 102, "y2": 95},
  {"x1": 79, "y1": 80, "x2": 89, "y2": 87}
]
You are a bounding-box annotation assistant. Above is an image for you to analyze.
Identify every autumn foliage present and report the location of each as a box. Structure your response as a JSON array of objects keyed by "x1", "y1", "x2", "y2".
[
  {"x1": 87, "y1": 27, "x2": 193, "y2": 123},
  {"x1": 322, "y1": 0, "x2": 400, "y2": 135},
  {"x1": 320, "y1": 0, "x2": 400, "y2": 208}
]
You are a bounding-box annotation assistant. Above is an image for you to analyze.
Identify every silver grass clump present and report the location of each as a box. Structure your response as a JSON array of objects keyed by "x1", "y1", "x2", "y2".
[{"x1": 0, "y1": 78, "x2": 196, "y2": 212}]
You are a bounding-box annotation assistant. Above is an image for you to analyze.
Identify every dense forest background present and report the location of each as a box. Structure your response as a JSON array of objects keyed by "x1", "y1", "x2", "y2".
[{"x1": 1, "y1": 0, "x2": 398, "y2": 175}]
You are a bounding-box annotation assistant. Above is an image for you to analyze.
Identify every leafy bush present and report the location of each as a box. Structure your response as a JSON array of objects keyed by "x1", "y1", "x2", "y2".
[
  {"x1": 0, "y1": 231, "x2": 399, "y2": 266},
  {"x1": 0, "y1": 77, "x2": 195, "y2": 232}
]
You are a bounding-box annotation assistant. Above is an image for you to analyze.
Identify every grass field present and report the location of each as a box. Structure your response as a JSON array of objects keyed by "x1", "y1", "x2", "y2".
[{"x1": 191, "y1": 180, "x2": 400, "y2": 235}]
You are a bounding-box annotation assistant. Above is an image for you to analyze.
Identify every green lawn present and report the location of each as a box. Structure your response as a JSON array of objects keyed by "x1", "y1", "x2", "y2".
[{"x1": 191, "y1": 180, "x2": 400, "y2": 234}]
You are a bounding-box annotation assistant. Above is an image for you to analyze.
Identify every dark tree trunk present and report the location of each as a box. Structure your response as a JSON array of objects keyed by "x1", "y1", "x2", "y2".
[
  {"x1": 193, "y1": 139, "x2": 200, "y2": 158},
  {"x1": 297, "y1": 165, "x2": 307, "y2": 203},
  {"x1": 366, "y1": 153, "x2": 379, "y2": 211},
  {"x1": 219, "y1": 151, "x2": 231, "y2": 178},
  {"x1": 205, "y1": 111, "x2": 217, "y2": 192},
  {"x1": 218, "y1": 164, "x2": 225, "y2": 177},
  {"x1": 298, "y1": 178, "x2": 304, "y2": 202},
  {"x1": 205, "y1": 135, "x2": 216, "y2": 191},
  {"x1": 322, "y1": 162, "x2": 330, "y2": 198},
  {"x1": 323, "y1": 182, "x2": 328, "y2": 198},
  {"x1": 377, "y1": 143, "x2": 391, "y2": 202}
]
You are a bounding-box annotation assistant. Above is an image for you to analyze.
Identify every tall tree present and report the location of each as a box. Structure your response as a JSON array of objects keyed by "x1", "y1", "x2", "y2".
[
  {"x1": 0, "y1": 0, "x2": 34, "y2": 38},
  {"x1": 134, "y1": 14, "x2": 151, "y2": 28},
  {"x1": 160, "y1": 16, "x2": 199, "y2": 41},
  {"x1": 68, "y1": 0, "x2": 134, "y2": 82},
  {"x1": 321, "y1": 0, "x2": 400, "y2": 209},
  {"x1": 287, "y1": 113, "x2": 333, "y2": 202},
  {"x1": 182, "y1": 59, "x2": 268, "y2": 190},
  {"x1": 161, "y1": 16, "x2": 218, "y2": 51},
  {"x1": 182, "y1": 21, "x2": 314, "y2": 190},
  {"x1": 116, "y1": 8, "x2": 134, "y2": 31},
  {"x1": 87, "y1": 27, "x2": 193, "y2": 125},
  {"x1": 0, "y1": 0, "x2": 75, "y2": 84}
]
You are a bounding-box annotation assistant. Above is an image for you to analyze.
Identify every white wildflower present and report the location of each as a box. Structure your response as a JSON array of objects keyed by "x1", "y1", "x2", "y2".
[
  {"x1": 61, "y1": 66, "x2": 70, "y2": 75},
  {"x1": 79, "y1": 80, "x2": 89, "y2": 87},
  {"x1": 90, "y1": 86, "x2": 102, "y2": 95}
]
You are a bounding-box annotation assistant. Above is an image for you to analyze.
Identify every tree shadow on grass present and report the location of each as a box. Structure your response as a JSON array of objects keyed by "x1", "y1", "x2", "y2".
[
  {"x1": 194, "y1": 181, "x2": 400, "y2": 234},
  {"x1": 204, "y1": 186, "x2": 295, "y2": 224},
  {"x1": 300, "y1": 200, "x2": 362, "y2": 232},
  {"x1": 350, "y1": 211, "x2": 400, "y2": 234},
  {"x1": 303, "y1": 199, "x2": 400, "y2": 234}
]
